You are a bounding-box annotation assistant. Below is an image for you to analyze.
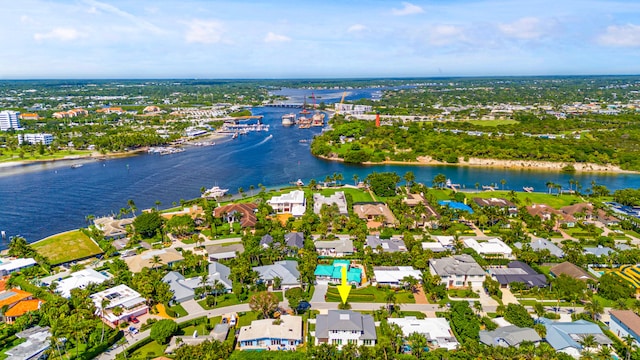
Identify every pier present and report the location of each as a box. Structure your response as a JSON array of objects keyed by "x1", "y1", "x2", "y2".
[{"x1": 264, "y1": 103, "x2": 304, "y2": 108}]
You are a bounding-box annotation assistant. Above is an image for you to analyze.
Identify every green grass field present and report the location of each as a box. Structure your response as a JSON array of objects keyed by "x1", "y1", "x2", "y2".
[
  {"x1": 325, "y1": 286, "x2": 415, "y2": 304},
  {"x1": 0, "y1": 149, "x2": 94, "y2": 164},
  {"x1": 198, "y1": 291, "x2": 283, "y2": 310},
  {"x1": 32, "y1": 229, "x2": 103, "y2": 264},
  {"x1": 466, "y1": 119, "x2": 519, "y2": 127},
  {"x1": 130, "y1": 340, "x2": 166, "y2": 359},
  {"x1": 320, "y1": 187, "x2": 373, "y2": 203},
  {"x1": 470, "y1": 190, "x2": 582, "y2": 209}
]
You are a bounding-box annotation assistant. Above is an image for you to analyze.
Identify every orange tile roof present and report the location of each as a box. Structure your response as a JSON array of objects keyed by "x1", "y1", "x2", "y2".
[
  {"x1": 0, "y1": 289, "x2": 32, "y2": 307},
  {"x1": 0, "y1": 278, "x2": 7, "y2": 292},
  {"x1": 4, "y1": 299, "x2": 44, "y2": 317}
]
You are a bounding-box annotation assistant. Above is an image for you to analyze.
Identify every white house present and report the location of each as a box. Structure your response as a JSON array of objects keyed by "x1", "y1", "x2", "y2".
[
  {"x1": 0, "y1": 258, "x2": 37, "y2": 276},
  {"x1": 268, "y1": 190, "x2": 306, "y2": 217},
  {"x1": 463, "y1": 238, "x2": 513, "y2": 259},
  {"x1": 429, "y1": 255, "x2": 486, "y2": 289},
  {"x1": 609, "y1": 310, "x2": 640, "y2": 347},
  {"x1": 315, "y1": 238, "x2": 354, "y2": 257},
  {"x1": 237, "y1": 315, "x2": 303, "y2": 351},
  {"x1": 315, "y1": 310, "x2": 377, "y2": 349},
  {"x1": 389, "y1": 317, "x2": 459, "y2": 350},
  {"x1": 50, "y1": 269, "x2": 111, "y2": 298},
  {"x1": 90, "y1": 284, "x2": 148, "y2": 325},
  {"x1": 313, "y1": 192, "x2": 348, "y2": 215},
  {"x1": 18, "y1": 133, "x2": 53, "y2": 145},
  {"x1": 373, "y1": 266, "x2": 422, "y2": 287},
  {"x1": 253, "y1": 260, "x2": 301, "y2": 291}
]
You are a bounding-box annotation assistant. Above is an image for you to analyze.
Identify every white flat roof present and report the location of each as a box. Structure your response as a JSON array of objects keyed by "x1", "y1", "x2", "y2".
[
  {"x1": 268, "y1": 190, "x2": 305, "y2": 205},
  {"x1": 0, "y1": 258, "x2": 37, "y2": 272},
  {"x1": 374, "y1": 267, "x2": 422, "y2": 283},
  {"x1": 56, "y1": 269, "x2": 110, "y2": 298},
  {"x1": 464, "y1": 238, "x2": 512, "y2": 255}
]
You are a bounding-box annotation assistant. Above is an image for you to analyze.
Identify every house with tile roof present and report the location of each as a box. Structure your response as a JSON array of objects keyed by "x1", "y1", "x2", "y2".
[
  {"x1": 353, "y1": 203, "x2": 397, "y2": 228},
  {"x1": 253, "y1": 260, "x2": 300, "y2": 291},
  {"x1": 473, "y1": 197, "x2": 518, "y2": 216},
  {"x1": 315, "y1": 310, "x2": 377, "y2": 349},
  {"x1": 0, "y1": 289, "x2": 33, "y2": 311},
  {"x1": 609, "y1": 310, "x2": 640, "y2": 347},
  {"x1": 365, "y1": 235, "x2": 407, "y2": 253},
  {"x1": 207, "y1": 243, "x2": 244, "y2": 261},
  {"x1": 313, "y1": 191, "x2": 348, "y2": 215},
  {"x1": 124, "y1": 248, "x2": 184, "y2": 273},
  {"x1": 214, "y1": 203, "x2": 258, "y2": 228},
  {"x1": 315, "y1": 238, "x2": 354, "y2": 257},
  {"x1": 549, "y1": 262, "x2": 595, "y2": 282},
  {"x1": 4, "y1": 299, "x2": 45, "y2": 323}
]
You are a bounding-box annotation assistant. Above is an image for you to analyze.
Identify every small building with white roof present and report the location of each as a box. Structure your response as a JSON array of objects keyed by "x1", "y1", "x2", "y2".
[
  {"x1": 237, "y1": 315, "x2": 303, "y2": 351},
  {"x1": 463, "y1": 237, "x2": 513, "y2": 259},
  {"x1": 0, "y1": 258, "x2": 37, "y2": 276},
  {"x1": 389, "y1": 317, "x2": 459, "y2": 350},
  {"x1": 313, "y1": 191, "x2": 348, "y2": 216},
  {"x1": 268, "y1": 190, "x2": 306, "y2": 217},
  {"x1": 373, "y1": 266, "x2": 422, "y2": 287},
  {"x1": 90, "y1": 284, "x2": 148, "y2": 325},
  {"x1": 50, "y1": 269, "x2": 111, "y2": 298}
]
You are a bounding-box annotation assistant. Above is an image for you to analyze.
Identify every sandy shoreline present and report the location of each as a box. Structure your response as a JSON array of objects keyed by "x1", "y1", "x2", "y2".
[{"x1": 316, "y1": 154, "x2": 637, "y2": 174}]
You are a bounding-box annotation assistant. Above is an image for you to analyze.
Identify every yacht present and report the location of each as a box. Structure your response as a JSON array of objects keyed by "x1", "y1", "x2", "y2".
[
  {"x1": 202, "y1": 186, "x2": 229, "y2": 199},
  {"x1": 281, "y1": 113, "x2": 296, "y2": 126}
]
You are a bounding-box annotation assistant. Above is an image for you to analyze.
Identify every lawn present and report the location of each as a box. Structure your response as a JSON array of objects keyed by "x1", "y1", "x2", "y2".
[
  {"x1": 237, "y1": 311, "x2": 260, "y2": 327},
  {"x1": 168, "y1": 303, "x2": 188, "y2": 317},
  {"x1": 0, "y1": 148, "x2": 94, "y2": 163},
  {"x1": 130, "y1": 340, "x2": 167, "y2": 359},
  {"x1": 320, "y1": 187, "x2": 373, "y2": 203},
  {"x1": 325, "y1": 286, "x2": 415, "y2": 304},
  {"x1": 32, "y1": 229, "x2": 103, "y2": 264},
  {"x1": 181, "y1": 316, "x2": 221, "y2": 336},
  {"x1": 466, "y1": 119, "x2": 519, "y2": 127},
  {"x1": 198, "y1": 291, "x2": 283, "y2": 310},
  {"x1": 470, "y1": 190, "x2": 582, "y2": 209}
]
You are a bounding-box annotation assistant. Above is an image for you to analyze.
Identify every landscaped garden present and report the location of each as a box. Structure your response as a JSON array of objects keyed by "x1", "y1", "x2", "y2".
[{"x1": 325, "y1": 286, "x2": 415, "y2": 303}]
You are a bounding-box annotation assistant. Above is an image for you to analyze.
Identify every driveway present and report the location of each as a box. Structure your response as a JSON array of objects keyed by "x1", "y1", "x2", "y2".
[
  {"x1": 181, "y1": 299, "x2": 205, "y2": 315},
  {"x1": 311, "y1": 284, "x2": 328, "y2": 303},
  {"x1": 500, "y1": 288, "x2": 520, "y2": 305}
]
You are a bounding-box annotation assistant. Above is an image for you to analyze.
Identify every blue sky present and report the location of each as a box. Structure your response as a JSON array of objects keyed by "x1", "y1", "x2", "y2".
[{"x1": 2, "y1": 0, "x2": 640, "y2": 78}]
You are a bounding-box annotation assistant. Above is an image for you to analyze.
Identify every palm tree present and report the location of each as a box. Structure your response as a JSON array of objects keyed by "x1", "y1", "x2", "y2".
[
  {"x1": 579, "y1": 334, "x2": 597, "y2": 356},
  {"x1": 199, "y1": 274, "x2": 210, "y2": 298},
  {"x1": 100, "y1": 298, "x2": 110, "y2": 343},
  {"x1": 408, "y1": 332, "x2": 428, "y2": 357},
  {"x1": 500, "y1": 178, "x2": 506, "y2": 190},
  {"x1": 597, "y1": 345, "x2": 612, "y2": 360},
  {"x1": 546, "y1": 181, "x2": 555, "y2": 194},
  {"x1": 151, "y1": 255, "x2": 163, "y2": 270},
  {"x1": 385, "y1": 291, "x2": 398, "y2": 314},
  {"x1": 353, "y1": 174, "x2": 360, "y2": 186},
  {"x1": 127, "y1": 199, "x2": 137, "y2": 216},
  {"x1": 155, "y1": 200, "x2": 161, "y2": 210},
  {"x1": 623, "y1": 334, "x2": 637, "y2": 360},
  {"x1": 213, "y1": 280, "x2": 226, "y2": 307},
  {"x1": 584, "y1": 299, "x2": 604, "y2": 322}
]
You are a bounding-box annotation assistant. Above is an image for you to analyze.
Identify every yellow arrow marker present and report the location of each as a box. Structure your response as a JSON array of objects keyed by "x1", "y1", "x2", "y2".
[{"x1": 337, "y1": 266, "x2": 351, "y2": 304}]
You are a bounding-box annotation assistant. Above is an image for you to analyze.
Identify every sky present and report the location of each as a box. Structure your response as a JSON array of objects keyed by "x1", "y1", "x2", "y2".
[{"x1": 2, "y1": 0, "x2": 640, "y2": 79}]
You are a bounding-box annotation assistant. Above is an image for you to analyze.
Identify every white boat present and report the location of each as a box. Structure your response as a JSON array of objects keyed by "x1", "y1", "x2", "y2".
[
  {"x1": 282, "y1": 113, "x2": 296, "y2": 126},
  {"x1": 71, "y1": 164, "x2": 83, "y2": 169},
  {"x1": 296, "y1": 179, "x2": 304, "y2": 186},
  {"x1": 232, "y1": 132, "x2": 238, "y2": 139},
  {"x1": 202, "y1": 186, "x2": 229, "y2": 199}
]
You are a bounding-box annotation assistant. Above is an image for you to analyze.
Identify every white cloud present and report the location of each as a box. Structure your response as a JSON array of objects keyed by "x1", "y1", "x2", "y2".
[
  {"x1": 185, "y1": 20, "x2": 226, "y2": 44},
  {"x1": 427, "y1": 25, "x2": 466, "y2": 46},
  {"x1": 34, "y1": 27, "x2": 87, "y2": 41},
  {"x1": 498, "y1": 17, "x2": 545, "y2": 40},
  {"x1": 264, "y1": 32, "x2": 291, "y2": 43},
  {"x1": 392, "y1": 2, "x2": 424, "y2": 16},
  {"x1": 347, "y1": 24, "x2": 367, "y2": 33},
  {"x1": 82, "y1": 0, "x2": 164, "y2": 34},
  {"x1": 597, "y1": 24, "x2": 640, "y2": 47}
]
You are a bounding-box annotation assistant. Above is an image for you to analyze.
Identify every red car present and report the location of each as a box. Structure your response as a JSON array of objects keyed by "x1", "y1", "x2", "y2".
[{"x1": 130, "y1": 317, "x2": 139, "y2": 324}]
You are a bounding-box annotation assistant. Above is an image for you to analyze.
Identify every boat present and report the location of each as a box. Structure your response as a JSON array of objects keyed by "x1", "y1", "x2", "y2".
[
  {"x1": 311, "y1": 112, "x2": 325, "y2": 127},
  {"x1": 202, "y1": 186, "x2": 229, "y2": 199},
  {"x1": 523, "y1": 186, "x2": 534, "y2": 193},
  {"x1": 232, "y1": 132, "x2": 238, "y2": 139},
  {"x1": 298, "y1": 116, "x2": 311, "y2": 129},
  {"x1": 281, "y1": 113, "x2": 296, "y2": 126},
  {"x1": 71, "y1": 164, "x2": 83, "y2": 169},
  {"x1": 295, "y1": 179, "x2": 304, "y2": 186}
]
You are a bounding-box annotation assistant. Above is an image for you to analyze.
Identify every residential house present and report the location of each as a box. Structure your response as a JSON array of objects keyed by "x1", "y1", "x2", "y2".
[
  {"x1": 353, "y1": 203, "x2": 397, "y2": 228},
  {"x1": 314, "y1": 260, "x2": 362, "y2": 286},
  {"x1": 515, "y1": 238, "x2": 564, "y2": 258},
  {"x1": 608, "y1": 310, "x2": 640, "y2": 347},
  {"x1": 429, "y1": 255, "x2": 486, "y2": 289},
  {"x1": 207, "y1": 243, "x2": 244, "y2": 261},
  {"x1": 5, "y1": 326, "x2": 51, "y2": 360},
  {"x1": 488, "y1": 261, "x2": 548, "y2": 288},
  {"x1": 315, "y1": 238, "x2": 354, "y2": 257},
  {"x1": 388, "y1": 317, "x2": 459, "y2": 350},
  {"x1": 373, "y1": 266, "x2": 422, "y2": 287},
  {"x1": 315, "y1": 310, "x2": 377, "y2": 349},
  {"x1": 0, "y1": 289, "x2": 36, "y2": 322},
  {"x1": 421, "y1": 242, "x2": 447, "y2": 253},
  {"x1": 402, "y1": 193, "x2": 441, "y2": 226},
  {"x1": 267, "y1": 190, "x2": 306, "y2": 217},
  {"x1": 162, "y1": 262, "x2": 232, "y2": 304},
  {"x1": 365, "y1": 235, "x2": 407, "y2": 253},
  {"x1": 540, "y1": 318, "x2": 612, "y2": 358},
  {"x1": 0, "y1": 258, "x2": 37, "y2": 276},
  {"x1": 253, "y1": 260, "x2": 300, "y2": 291},
  {"x1": 237, "y1": 315, "x2": 303, "y2": 351},
  {"x1": 4, "y1": 299, "x2": 45, "y2": 323},
  {"x1": 90, "y1": 284, "x2": 148, "y2": 325},
  {"x1": 214, "y1": 203, "x2": 258, "y2": 228},
  {"x1": 479, "y1": 325, "x2": 542, "y2": 347},
  {"x1": 473, "y1": 197, "x2": 518, "y2": 217},
  {"x1": 159, "y1": 205, "x2": 204, "y2": 221},
  {"x1": 313, "y1": 191, "x2": 348, "y2": 215},
  {"x1": 93, "y1": 216, "x2": 133, "y2": 239},
  {"x1": 260, "y1": 232, "x2": 304, "y2": 255},
  {"x1": 550, "y1": 262, "x2": 595, "y2": 282},
  {"x1": 48, "y1": 268, "x2": 111, "y2": 298},
  {"x1": 463, "y1": 237, "x2": 513, "y2": 259},
  {"x1": 124, "y1": 248, "x2": 184, "y2": 273},
  {"x1": 583, "y1": 245, "x2": 615, "y2": 257},
  {"x1": 526, "y1": 204, "x2": 562, "y2": 222}
]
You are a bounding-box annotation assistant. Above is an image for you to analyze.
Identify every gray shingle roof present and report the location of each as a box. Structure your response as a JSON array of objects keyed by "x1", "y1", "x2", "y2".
[
  {"x1": 479, "y1": 325, "x2": 541, "y2": 347},
  {"x1": 316, "y1": 310, "x2": 377, "y2": 340},
  {"x1": 429, "y1": 255, "x2": 485, "y2": 277},
  {"x1": 285, "y1": 233, "x2": 305, "y2": 248},
  {"x1": 365, "y1": 236, "x2": 407, "y2": 252},
  {"x1": 253, "y1": 260, "x2": 300, "y2": 286}
]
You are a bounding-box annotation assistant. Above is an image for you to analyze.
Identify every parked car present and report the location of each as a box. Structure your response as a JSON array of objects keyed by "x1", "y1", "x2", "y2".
[
  {"x1": 129, "y1": 326, "x2": 139, "y2": 334},
  {"x1": 130, "y1": 317, "x2": 140, "y2": 324},
  {"x1": 296, "y1": 301, "x2": 311, "y2": 312}
]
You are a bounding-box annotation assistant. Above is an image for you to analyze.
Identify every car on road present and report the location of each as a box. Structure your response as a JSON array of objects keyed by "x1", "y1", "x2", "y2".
[
  {"x1": 129, "y1": 326, "x2": 139, "y2": 334},
  {"x1": 296, "y1": 301, "x2": 311, "y2": 312}
]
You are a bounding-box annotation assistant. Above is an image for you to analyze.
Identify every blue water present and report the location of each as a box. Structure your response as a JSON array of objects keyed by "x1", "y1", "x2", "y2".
[{"x1": 1, "y1": 104, "x2": 640, "y2": 245}]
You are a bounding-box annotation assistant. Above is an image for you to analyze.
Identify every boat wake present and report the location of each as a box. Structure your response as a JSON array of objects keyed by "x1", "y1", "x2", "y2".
[{"x1": 216, "y1": 134, "x2": 273, "y2": 160}]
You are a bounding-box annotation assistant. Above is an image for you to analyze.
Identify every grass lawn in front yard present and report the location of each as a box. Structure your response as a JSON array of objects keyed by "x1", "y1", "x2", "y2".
[
  {"x1": 320, "y1": 187, "x2": 373, "y2": 203},
  {"x1": 169, "y1": 303, "x2": 188, "y2": 317},
  {"x1": 198, "y1": 291, "x2": 283, "y2": 310},
  {"x1": 472, "y1": 190, "x2": 582, "y2": 209},
  {"x1": 325, "y1": 286, "x2": 415, "y2": 303},
  {"x1": 32, "y1": 229, "x2": 103, "y2": 265},
  {"x1": 237, "y1": 311, "x2": 260, "y2": 327},
  {"x1": 130, "y1": 340, "x2": 167, "y2": 359}
]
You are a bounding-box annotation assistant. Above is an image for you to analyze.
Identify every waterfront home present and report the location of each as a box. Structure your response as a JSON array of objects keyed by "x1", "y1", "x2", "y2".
[
  {"x1": 549, "y1": 262, "x2": 595, "y2": 282},
  {"x1": 315, "y1": 238, "x2": 354, "y2": 257},
  {"x1": 163, "y1": 262, "x2": 232, "y2": 304},
  {"x1": 5, "y1": 326, "x2": 51, "y2": 360},
  {"x1": 253, "y1": 260, "x2": 300, "y2": 291},
  {"x1": 237, "y1": 315, "x2": 303, "y2": 351},
  {"x1": 365, "y1": 235, "x2": 407, "y2": 253},
  {"x1": 526, "y1": 204, "x2": 562, "y2": 222},
  {"x1": 124, "y1": 248, "x2": 184, "y2": 273},
  {"x1": 473, "y1": 197, "x2": 518, "y2": 217},
  {"x1": 314, "y1": 260, "x2": 362, "y2": 286},
  {"x1": 353, "y1": 202, "x2": 397, "y2": 228},
  {"x1": 47, "y1": 268, "x2": 111, "y2": 298},
  {"x1": 93, "y1": 216, "x2": 133, "y2": 240},
  {"x1": 0, "y1": 257, "x2": 37, "y2": 276},
  {"x1": 540, "y1": 318, "x2": 612, "y2": 358},
  {"x1": 4, "y1": 299, "x2": 45, "y2": 323},
  {"x1": 214, "y1": 203, "x2": 258, "y2": 228},
  {"x1": 515, "y1": 238, "x2": 564, "y2": 258},
  {"x1": 313, "y1": 191, "x2": 349, "y2": 216},
  {"x1": 463, "y1": 237, "x2": 513, "y2": 259},
  {"x1": 267, "y1": 190, "x2": 306, "y2": 217},
  {"x1": 429, "y1": 255, "x2": 485, "y2": 289},
  {"x1": 608, "y1": 310, "x2": 640, "y2": 347},
  {"x1": 488, "y1": 261, "x2": 547, "y2": 289},
  {"x1": 315, "y1": 310, "x2": 377, "y2": 349},
  {"x1": 90, "y1": 284, "x2": 148, "y2": 325},
  {"x1": 0, "y1": 288, "x2": 38, "y2": 323},
  {"x1": 479, "y1": 325, "x2": 542, "y2": 347},
  {"x1": 207, "y1": 243, "x2": 244, "y2": 261},
  {"x1": 372, "y1": 266, "x2": 422, "y2": 287},
  {"x1": 388, "y1": 317, "x2": 459, "y2": 350},
  {"x1": 159, "y1": 205, "x2": 204, "y2": 220}
]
